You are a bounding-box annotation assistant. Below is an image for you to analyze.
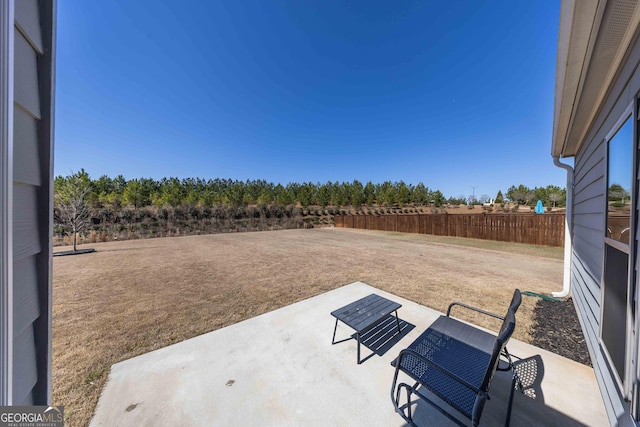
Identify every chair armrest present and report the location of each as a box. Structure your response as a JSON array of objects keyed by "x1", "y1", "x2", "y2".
[
  {"x1": 447, "y1": 302, "x2": 504, "y2": 320},
  {"x1": 395, "y1": 348, "x2": 487, "y2": 398}
]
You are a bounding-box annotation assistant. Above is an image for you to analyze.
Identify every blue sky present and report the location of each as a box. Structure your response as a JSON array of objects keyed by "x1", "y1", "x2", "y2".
[{"x1": 55, "y1": 0, "x2": 564, "y2": 200}]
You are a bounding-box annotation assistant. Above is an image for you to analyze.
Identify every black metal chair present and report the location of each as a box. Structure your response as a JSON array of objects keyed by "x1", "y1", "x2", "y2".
[{"x1": 391, "y1": 289, "x2": 522, "y2": 426}]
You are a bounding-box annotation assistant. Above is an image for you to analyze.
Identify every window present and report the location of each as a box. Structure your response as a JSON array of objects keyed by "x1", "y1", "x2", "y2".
[
  {"x1": 602, "y1": 115, "x2": 633, "y2": 392},
  {"x1": 606, "y1": 118, "x2": 633, "y2": 244}
]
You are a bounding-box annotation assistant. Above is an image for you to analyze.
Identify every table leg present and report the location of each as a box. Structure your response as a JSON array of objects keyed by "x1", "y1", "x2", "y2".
[
  {"x1": 357, "y1": 332, "x2": 361, "y2": 364},
  {"x1": 395, "y1": 310, "x2": 401, "y2": 333},
  {"x1": 331, "y1": 318, "x2": 339, "y2": 344}
]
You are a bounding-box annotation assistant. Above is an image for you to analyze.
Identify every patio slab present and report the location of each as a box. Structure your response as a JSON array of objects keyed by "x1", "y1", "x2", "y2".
[{"x1": 90, "y1": 282, "x2": 607, "y2": 426}]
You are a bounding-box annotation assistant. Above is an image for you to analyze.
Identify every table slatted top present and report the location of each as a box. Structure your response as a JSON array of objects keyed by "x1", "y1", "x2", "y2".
[{"x1": 331, "y1": 294, "x2": 402, "y2": 333}]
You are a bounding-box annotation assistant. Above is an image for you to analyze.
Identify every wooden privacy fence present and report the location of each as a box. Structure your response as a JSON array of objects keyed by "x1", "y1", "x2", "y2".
[{"x1": 334, "y1": 213, "x2": 565, "y2": 247}]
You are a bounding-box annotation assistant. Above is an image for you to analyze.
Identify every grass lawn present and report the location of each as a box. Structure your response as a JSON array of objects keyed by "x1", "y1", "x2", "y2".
[{"x1": 53, "y1": 228, "x2": 563, "y2": 426}]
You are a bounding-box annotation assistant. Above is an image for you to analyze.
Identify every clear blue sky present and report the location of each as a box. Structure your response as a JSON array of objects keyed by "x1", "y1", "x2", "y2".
[{"x1": 55, "y1": 0, "x2": 565, "y2": 200}]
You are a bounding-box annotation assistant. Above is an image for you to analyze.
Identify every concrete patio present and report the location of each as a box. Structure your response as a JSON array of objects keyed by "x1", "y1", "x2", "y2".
[{"x1": 90, "y1": 282, "x2": 607, "y2": 426}]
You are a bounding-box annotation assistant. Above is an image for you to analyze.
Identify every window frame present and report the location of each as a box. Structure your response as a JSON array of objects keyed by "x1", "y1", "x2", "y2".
[{"x1": 600, "y1": 101, "x2": 636, "y2": 399}]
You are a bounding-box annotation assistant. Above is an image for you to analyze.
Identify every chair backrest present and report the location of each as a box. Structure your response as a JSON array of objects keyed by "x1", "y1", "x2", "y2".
[
  {"x1": 480, "y1": 289, "x2": 521, "y2": 392},
  {"x1": 498, "y1": 289, "x2": 522, "y2": 343}
]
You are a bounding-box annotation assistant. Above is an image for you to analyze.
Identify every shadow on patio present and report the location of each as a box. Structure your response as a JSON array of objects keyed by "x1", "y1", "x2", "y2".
[{"x1": 90, "y1": 282, "x2": 607, "y2": 426}]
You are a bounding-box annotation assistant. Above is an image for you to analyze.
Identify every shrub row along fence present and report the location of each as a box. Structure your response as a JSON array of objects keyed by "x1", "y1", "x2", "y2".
[{"x1": 334, "y1": 213, "x2": 565, "y2": 247}]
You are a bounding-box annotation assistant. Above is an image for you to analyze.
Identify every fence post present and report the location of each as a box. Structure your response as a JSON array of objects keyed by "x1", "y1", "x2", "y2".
[
  {"x1": 445, "y1": 213, "x2": 449, "y2": 237},
  {"x1": 482, "y1": 212, "x2": 486, "y2": 240}
]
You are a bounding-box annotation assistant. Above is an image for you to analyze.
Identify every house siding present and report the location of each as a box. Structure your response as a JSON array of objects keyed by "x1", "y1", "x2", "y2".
[
  {"x1": 572, "y1": 129, "x2": 627, "y2": 425},
  {"x1": 14, "y1": 0, "x2": 42, "y2": 55},
  {"x1": 14, "y1": 108, "x2": 41, "y2": 186},
  {"x1": 570, "y1": 19, "x2": 640, "y2": 426},
  {"x1": 8, "y1": 0, "x2": 54, "y2": 405}
]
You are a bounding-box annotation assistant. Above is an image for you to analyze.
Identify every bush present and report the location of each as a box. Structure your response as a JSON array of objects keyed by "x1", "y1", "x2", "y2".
[
  {"x1": 157, "y1": 208, "x2": 169, "y2": 221},
  {"x1": 98, "y1": 208, "x2": 113, "y2": 223},
  {"x1": 250, "y1": 207, "x2": 260, "y2": 219},
  {"x1": 269, "y1": 204, "x2": 284, "y2": 219},
  {"x1": 120, "y1": 209, "x2": 134, "y2": 223},
  {"x1": 213, "y1": 207, "x2": 226, "y2": 220},
  {"x1": 228, "y1": 206, "x2": 243, "y2": 219},
  {"x1": 173, "y1": 207, "x2": 185, "y2": 220},
  {"x1": 137, "y1": 209, "x2": 152, "y2": 222},
  {"x1": 189, "y1": 206, "x2": 201, "y2": 220}
]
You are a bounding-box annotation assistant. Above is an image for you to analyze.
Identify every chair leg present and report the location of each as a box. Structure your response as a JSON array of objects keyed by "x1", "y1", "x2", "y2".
[
  {"x1": 505, "y1": 370, "x2": 517, "y2": 427},
  {"x1": 406, "y1": 383, "x2": 413, "y2": 421}
]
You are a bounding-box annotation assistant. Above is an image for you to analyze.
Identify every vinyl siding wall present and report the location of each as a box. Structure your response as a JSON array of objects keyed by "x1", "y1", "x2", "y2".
[
  {"x1": 571, "y1": 27, "x2": 640, "y2": 427},
  {"x1": 11, "y1": 0, "x2": 54, "y2": 405}
]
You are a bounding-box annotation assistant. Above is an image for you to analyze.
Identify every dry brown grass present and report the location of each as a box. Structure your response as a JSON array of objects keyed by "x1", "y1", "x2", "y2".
[{"x1": 52, "y1": 228, "x2": 563, "y2": 426}]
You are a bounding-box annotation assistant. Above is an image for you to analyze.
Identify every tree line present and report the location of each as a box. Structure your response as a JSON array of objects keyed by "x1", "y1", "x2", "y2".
[
  {"x1": 56, "y1": 170, "x2": 566, "y2": 211},
  {"x1": 53, "y1": 170, "x2": 567, "y2": 249}
]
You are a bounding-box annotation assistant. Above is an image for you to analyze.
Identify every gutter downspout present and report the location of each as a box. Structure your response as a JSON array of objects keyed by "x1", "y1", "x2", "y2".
[{"x1": 552, "y1": 156, "x2": 573, "y2": 298}]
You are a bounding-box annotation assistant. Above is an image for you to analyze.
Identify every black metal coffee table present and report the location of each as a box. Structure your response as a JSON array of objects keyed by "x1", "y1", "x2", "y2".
[{"x1": 331, "y1": 293, "x2": 402, "y2": 364}]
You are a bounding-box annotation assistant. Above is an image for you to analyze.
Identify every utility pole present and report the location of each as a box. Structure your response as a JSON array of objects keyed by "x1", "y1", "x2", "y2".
[{"x1": 469, "y1": 186, "x2": 478, "y2": 204}]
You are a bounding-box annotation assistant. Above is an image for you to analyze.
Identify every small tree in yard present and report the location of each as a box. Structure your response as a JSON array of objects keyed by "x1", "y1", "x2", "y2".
[
  {"x1": 548, "y1": 192, "x2": 562, "y2": 208},
  {"x1": 524, "y1": 191, "x2": 535, "y2": 206},
  {"x1": 54, "y1": 170, "x2": 91, "y2": 252}
]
